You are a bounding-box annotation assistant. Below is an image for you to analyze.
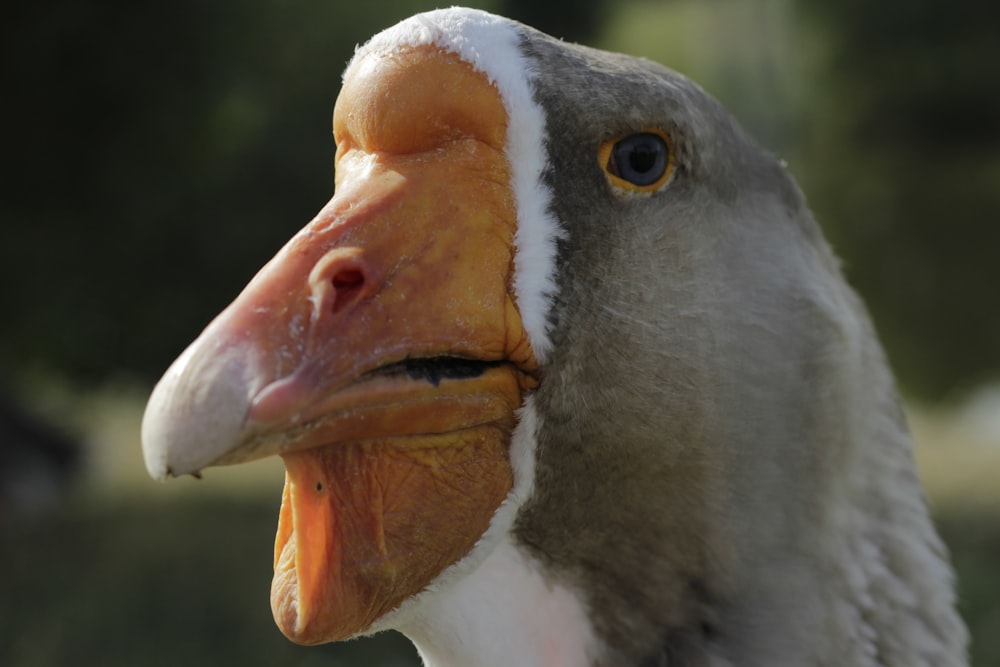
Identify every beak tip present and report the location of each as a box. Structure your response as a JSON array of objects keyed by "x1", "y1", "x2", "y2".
[
  {"x1": 141, "y1": 339, "x2": 256, "y2": 481},
  {"x1": 141, "y1": 382, "x2": 177, "y2": 481},
  {"x1": 140, "y1": 390, "x2": 199, "y2": 481}
]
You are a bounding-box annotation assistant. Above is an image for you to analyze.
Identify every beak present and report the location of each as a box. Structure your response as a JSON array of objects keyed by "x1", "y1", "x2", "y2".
[
  {"x1": 141, "y1": 165, "x2": 535, "y2": 479},
  {"x1": 141, "y1": 45, "x2": 538, "y2": 644}
]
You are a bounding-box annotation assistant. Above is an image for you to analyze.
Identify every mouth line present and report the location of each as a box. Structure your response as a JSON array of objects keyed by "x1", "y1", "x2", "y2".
[
  {"x1": 365, "y1": 356, "x2": 508, "y2": 387},
  {"x1": 229, "y1": 355, "x2": 524, "y2": 467}
]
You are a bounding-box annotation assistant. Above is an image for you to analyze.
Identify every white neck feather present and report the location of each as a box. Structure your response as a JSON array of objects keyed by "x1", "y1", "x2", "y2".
[{"x1": 397, "y1": 538, "x2": 598, "y2": 667}]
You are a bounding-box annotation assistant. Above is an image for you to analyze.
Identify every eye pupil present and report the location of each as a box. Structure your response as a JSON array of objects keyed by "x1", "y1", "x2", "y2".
[
  {"x1": 610, "y1": 132, "x2": 670, "y2": 187},
  {"x1": 629, "y1": 143, "x2": 658, "y2": 173}
]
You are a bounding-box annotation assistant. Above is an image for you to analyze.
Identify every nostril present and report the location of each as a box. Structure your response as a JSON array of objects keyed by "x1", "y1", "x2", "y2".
[
  {"x1": 332, "y1": 269, "x2": 364, "y2": 290},
  {"x1": 307, "y1": 249, "x2": 373, "y2": 319},
  {"x1": 329, "y1": 268, "x2": 366, "y2": 314}
]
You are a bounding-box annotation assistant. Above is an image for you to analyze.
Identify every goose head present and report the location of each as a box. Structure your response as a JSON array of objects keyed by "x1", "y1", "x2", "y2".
[{"x1": 141, "y1": 8, "x2": 967, "y2": 666}]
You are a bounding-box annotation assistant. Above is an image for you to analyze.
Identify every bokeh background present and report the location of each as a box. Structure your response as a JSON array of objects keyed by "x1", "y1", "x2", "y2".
[{"x1": 2, "y1": 0, "x2": 998, "y2": 665}]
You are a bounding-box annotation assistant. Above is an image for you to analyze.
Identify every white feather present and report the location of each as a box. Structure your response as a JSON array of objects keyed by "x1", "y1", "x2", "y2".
[{"x1": 398, "y1": 537, "x2": 597, "y2": 667}]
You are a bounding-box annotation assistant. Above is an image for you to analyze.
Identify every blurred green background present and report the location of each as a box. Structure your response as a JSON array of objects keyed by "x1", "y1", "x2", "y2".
[{"x1": 1, "y1": 0, "x2": 998, "y2": 665}]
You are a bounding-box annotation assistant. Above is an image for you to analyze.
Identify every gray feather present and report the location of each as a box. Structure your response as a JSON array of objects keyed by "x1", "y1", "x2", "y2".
[{"x1": 512, "y1": 27, "x2": 967, "y2": 667}]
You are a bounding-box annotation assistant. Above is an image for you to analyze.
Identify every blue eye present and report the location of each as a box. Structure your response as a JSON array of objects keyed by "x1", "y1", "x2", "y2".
[{"x1": 606, "y1": 133, "x2": 670, "y2": 187}]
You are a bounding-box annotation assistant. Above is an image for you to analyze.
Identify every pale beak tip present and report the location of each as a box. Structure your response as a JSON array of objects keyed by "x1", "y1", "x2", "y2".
[{"x1": 140, "y1": 339, "x2": 255, "y2": 481}]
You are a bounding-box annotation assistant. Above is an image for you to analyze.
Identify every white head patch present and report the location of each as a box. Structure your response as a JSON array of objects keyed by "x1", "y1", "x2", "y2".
[{"x1": 345, "y1": 7, "x2": 562, "y2": 362}]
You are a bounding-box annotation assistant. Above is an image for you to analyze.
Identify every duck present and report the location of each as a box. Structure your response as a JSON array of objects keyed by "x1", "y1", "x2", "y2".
[{"x1": 141, "y1": 8, "x2": 968, "y2": 666}]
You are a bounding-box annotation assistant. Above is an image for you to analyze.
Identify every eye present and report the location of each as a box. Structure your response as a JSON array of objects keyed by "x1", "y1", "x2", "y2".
[{"x1": 599, "y1": 130, "x2": 674, "y2": 192}]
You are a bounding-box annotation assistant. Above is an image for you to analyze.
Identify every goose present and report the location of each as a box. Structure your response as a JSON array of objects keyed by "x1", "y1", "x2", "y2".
[{"x1": 141, "y1": 8, "x2": 968, "y2": 666}]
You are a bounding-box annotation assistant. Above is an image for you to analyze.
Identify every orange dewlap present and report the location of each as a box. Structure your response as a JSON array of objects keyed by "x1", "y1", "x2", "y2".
[
  {"x1": 260, "y1": 45, "x2": 535, "y2": 644},
  {"x1": 271, "y1": 421, "x2": 514, "y2": 644}
]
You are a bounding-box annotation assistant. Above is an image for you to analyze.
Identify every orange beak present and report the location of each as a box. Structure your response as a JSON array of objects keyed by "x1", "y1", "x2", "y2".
[{"x1": 141, "y1": 45, "x2": 538, "y2": 644}]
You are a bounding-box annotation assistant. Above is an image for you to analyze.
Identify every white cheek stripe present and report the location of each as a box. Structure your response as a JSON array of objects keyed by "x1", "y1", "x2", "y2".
[
  {"x1": 345, "y1": 7, "x2": 562, "y2": 362},
  {"x1": 369, "y1": 398, "x2": 598, "y2": 666},
  {"x1": 345, "y1": 13, "x2": 582, "y2": 655},
  {"x1": 366, "y1": 396, "x2": 542, "y2": 634}
]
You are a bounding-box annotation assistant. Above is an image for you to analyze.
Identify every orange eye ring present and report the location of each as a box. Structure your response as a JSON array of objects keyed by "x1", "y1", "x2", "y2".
[{"x1": 598, "y1": 129, "x2": 675, "y2": 193}]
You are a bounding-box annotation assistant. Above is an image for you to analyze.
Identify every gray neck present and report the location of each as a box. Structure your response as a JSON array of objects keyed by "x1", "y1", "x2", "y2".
[
  {"x1": 508, "y1": 25, "x2": 965, "y2": 666},
  {"x1": 513, "y1": 247, "x2": 966, "y2": 666}
]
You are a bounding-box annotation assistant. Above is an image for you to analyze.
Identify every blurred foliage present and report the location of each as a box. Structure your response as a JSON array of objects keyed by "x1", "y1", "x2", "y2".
[
  {"x1": 503, "y1": 0, "x2": 610, "y2": 41},
  {"x1": 0, "y1": 497, "x2": 421, "y2": 667},
  {"x1": 798, "y1": 0, "x2": 1000, "y2": 399},
  {"x1": 939, "y1": 512, "x2": 1000, "y2": 667}
]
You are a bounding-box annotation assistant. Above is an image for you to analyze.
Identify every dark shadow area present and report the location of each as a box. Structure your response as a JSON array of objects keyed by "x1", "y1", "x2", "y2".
[
  {"x1": 0, "y1": 497, "x2": 421, "y2": 667},
  {"x1": 0, "y1": 389, "x2": 82, "y2": 521}
]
